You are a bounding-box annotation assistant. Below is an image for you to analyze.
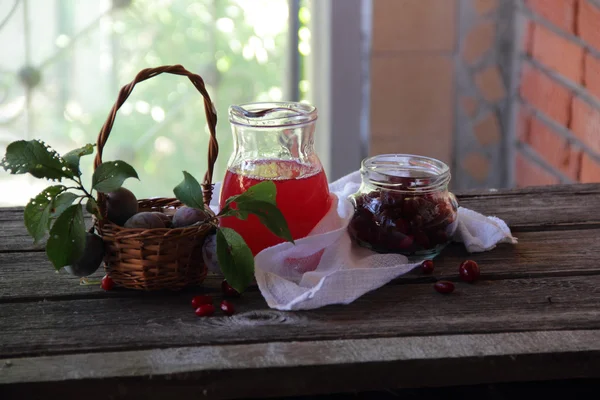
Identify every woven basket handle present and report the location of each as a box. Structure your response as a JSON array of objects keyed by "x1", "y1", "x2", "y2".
[{"x1": 93, "y1": 65, "x2": 219, "y2": 212}]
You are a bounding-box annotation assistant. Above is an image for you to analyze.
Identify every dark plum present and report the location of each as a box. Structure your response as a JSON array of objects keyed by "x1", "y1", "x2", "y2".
[
  {"x1": 124, "y1": 212, "x2": 166, "y2": 229},
  {"x1": 106, "y1": 187, "x2": 138, "y2": 226},
  {"x1": 64, "y1": 232, "x2": 105, "y2": 277},
  {"x1": 172, "y1": 206, "x2": 212, "y2": 228},
  {"x1": 152, "y1": 212, "x2": 172, "y2": 227}
]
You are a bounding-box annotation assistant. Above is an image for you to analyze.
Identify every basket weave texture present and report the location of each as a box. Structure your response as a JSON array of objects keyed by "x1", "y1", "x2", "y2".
[{"x1": 93, "y1": 65, "x2": 219, "y2": 291}]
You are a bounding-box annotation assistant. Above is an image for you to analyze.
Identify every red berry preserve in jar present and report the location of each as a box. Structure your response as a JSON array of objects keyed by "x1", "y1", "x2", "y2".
[{"x1": 348, "y1": 154, "x2": 459, "y2": 258}]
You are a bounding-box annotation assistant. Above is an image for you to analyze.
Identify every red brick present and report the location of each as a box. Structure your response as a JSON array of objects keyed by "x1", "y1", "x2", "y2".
[
  {"x1": 571, "y1": 96, "x2": 600, "y2": 154},
  {"x1": 531, "y1": 23, "x2": 584, "y2": 83},
  {"x1": 526, "y1": 0, "x2": 576, "y2": 33},
  {"x1": 515, "y1": 153, "x2": 560, "y2": 187},
  {"x1": 577, "y1": 0, "x2": 600, "y2": 50},
  {"x1": 520, "y1": 64, "x2": 572, "y2": 125},
  {"x1": 528, "y1": 117, "x2": 581, "y2": 180},
  {"x1": 580, "y1": 153, "x2": 600, "y2": 182},
  {"x1": 517, "y1": 108, "x2": 532, "y2": 142},
  {"x1": 522, "y1": 20, "x2": 535, "y2": 55},
  {"x1": 584, "y1": 52, "x2": 600, "y2": 100}
]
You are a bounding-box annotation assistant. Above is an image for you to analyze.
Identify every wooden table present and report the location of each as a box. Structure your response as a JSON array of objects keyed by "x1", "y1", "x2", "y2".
[{"x1": 1, "y1": 184, "x2": 599, "y2": 399}]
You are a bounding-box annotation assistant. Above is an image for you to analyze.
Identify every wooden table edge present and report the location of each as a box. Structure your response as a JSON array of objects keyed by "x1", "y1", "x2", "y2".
[{"x1": 2, "y1": 329, "x2": 599, "y2": 399}]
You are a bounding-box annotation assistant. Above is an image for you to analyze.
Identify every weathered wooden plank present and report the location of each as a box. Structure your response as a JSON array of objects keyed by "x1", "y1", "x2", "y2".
[
  {"x1": 1, "y1": 330, "x2": 599, "y2": 399},
  {"x1": 3, "y1": 184, "x2": 600, "y2": 252},
  {"x1": 454, "y1": 182, "x2": 600, "y2": 197},
  {"x1": 2, "y1": 229, "x2": 600, "y2": 301},
  {"x1": 0, "y1": 220, "x2": 42, "y2": 253},
  {"x1": 0, "y1": 275, "x2": 598, "y2": 358},
  {"x1": 0, "y1": 250, "x2": 227, "y2": 301},
  {"x1": 456, "y1": 191, "x2": 600, "y2": 232}
]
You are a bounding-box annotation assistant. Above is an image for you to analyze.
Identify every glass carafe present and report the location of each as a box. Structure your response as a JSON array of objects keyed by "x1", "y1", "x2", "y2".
[{"x1": 219, "y1": 102, "x2": 331, "y2": 255}]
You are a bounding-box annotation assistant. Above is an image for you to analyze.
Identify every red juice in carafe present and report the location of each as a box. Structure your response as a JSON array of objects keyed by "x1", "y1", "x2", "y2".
[{"x1": 219, "y1": 160, "x2": 331, "y2": 255}]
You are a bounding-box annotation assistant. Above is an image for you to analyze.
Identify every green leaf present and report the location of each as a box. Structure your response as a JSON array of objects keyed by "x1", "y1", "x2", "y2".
[
  {"x1": 62, "y1": 143, "x2": 94, "y2": 176},
  {"x1": 50, "y1": 192, "x2": 79, "y2": 221},
  {"x1": 24, "y1": 185, "x2": 66, "y2": 244},
  {"x1": 46, "y1": 204, "x2": 86, "y2": 270},
  {"x1": 86, "y1": 197, "x2": 100, "y2": 219},
  {"x1": 216, "y1": 227, "x2": 255, "y2": 293},
  {"x1": 173, "y1": 171, "x2": 204, "y2": 209},
  {"x1": 238, "y1": 200, "x2": 294, "y2": 243},
  {"x1": 91, "y1": 160, "x2": 139, "y2": 193},
  {"x1": 1, "y1": 140, "x2": 73, "y2": 181},
  {"x1": 222, "y1": 180, "x2": 277, "y2": 208}
]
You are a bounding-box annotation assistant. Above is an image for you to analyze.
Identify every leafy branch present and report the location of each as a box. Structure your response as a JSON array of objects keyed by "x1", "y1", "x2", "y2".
[
  {"x1": 2, "y1": 140, "x2": 293, "y2": 294},
  {"x1": 2, "y1": 140, "x2": 138, "y2": 270},
  {"x1": 173, "y1": 171, "x2": 293, "y2": 293}
]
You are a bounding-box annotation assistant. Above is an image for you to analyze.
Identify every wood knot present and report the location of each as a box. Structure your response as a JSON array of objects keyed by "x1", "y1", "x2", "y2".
[{"x1": 206, "y1": 310, "x2": 299, "y2": 327}]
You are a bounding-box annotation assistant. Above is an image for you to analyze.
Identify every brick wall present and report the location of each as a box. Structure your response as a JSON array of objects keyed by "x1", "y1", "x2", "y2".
[
  {"x1": 370, "y1": 0, "x2": 456, "y2": 167},
  {"x1": 370, "y1": 0, "x2": 600, "y2": 189},
  {"x1": 370, "y1": 0, "x2": 513, "y2": 190},
  {"x1": 518, "y1": 0, "x2": 600, "y2": 186}
]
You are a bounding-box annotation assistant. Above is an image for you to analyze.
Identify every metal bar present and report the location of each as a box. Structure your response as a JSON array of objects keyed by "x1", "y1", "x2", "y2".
[
  {"x1": 359, "y1": 0, "x2": 372, "y2": 161},
  {"x1": 523, "y1": 57, "x2": 600, "y2": 112},
  {"x1": 520, "y1": 99, "x2": 600, "y2": 166},
  {"x1": 327, "y1": 0, "x2": 366, "y2": 180},
  {"x1": 589, "y1": 0, "x2": 600, "y2": 10},
  {"x1": 518, "y1": 0, "x2": 600, "y2": 59},
  {"x1": 515, "y1": 141, "x2": 576, "y2": 184},
  {"x1": 505, "y1": 1, "x2": 523, "y2": 189},
  {"x1": 285, "y1": 0, "x2": 300, "y2": 102}
]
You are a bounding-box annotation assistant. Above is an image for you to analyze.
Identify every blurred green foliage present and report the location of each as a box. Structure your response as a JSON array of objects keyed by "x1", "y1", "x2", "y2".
[{"x1": 68, "y1": 0, "x2": 290, "y2": 200}]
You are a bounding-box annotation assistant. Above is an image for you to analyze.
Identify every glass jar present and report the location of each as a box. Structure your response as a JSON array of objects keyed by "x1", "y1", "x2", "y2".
[
  {"x1": 219, "y1": 102, "x2": 331, "y2": 255},
  {"x1": 348, "y1": 154, "x2": 459, "y2": 258}
]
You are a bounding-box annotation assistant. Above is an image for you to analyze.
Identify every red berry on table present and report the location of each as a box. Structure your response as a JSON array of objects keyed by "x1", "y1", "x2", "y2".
[
  {"x1": 221, "y1": 279, "x2": 240, "y2": 297},
  {"x1": 195, "y1": 304, "x2": 215, "y2": 317},
  {"x1": 459, "y1": 260, "x2": 480, "y2": 283},
  {"x1": 434, "y1": 281, "x2": 455, "y2": 294},
  {"x1": 220, "y1": 300, "x2": 235, "y2": 316},
  {"x1": 101, "y1": 275, "x2": 114, "y2": 291},
  {"x1": 421, "y1": 260, "x2": 435, "y2": 274},
  {"x1": 191, "y1": 295, "x2": 213, "y2": 308}
]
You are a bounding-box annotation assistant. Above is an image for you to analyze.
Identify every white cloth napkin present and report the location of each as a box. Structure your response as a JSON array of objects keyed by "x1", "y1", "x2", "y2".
[{"x1": 205, "y1": 171, "x2": 517, "y2": 311}]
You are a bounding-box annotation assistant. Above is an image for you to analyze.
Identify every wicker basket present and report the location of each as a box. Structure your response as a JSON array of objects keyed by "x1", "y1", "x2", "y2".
[{"x1": 93, "y1": 65, "x2": 219, "y2": 291}]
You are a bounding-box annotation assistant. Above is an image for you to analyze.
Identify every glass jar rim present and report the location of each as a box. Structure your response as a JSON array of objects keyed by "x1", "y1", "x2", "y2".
[
  {"x1": 229, "y1": 101, "x2": 318, "y2": 128},
  {"x1": 361, "y1": 154, "x2": 451, "y2": 192}
]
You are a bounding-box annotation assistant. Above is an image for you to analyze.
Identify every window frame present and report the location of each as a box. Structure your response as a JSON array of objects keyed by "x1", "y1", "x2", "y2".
[{"x1": 306, "y1": 0, "x2": 372, "y2": 181}]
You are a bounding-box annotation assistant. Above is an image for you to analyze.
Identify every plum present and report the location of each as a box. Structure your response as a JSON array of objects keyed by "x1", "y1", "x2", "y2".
[
  {"x1": 152, "y1": 211, "x2": 172, "y2": 227},
  {"x1": 106, "y1": 187, "x2": 138, "y2": 226},
  {"x1": 124, "y1": 212, "x2": 167, "y2": 229},
  {"x1": 172, "y1": 206, "x2": 211, "y2": 228},
  {"x1": 64, "y1": 233, "x2": 105, "y2": 277}
]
